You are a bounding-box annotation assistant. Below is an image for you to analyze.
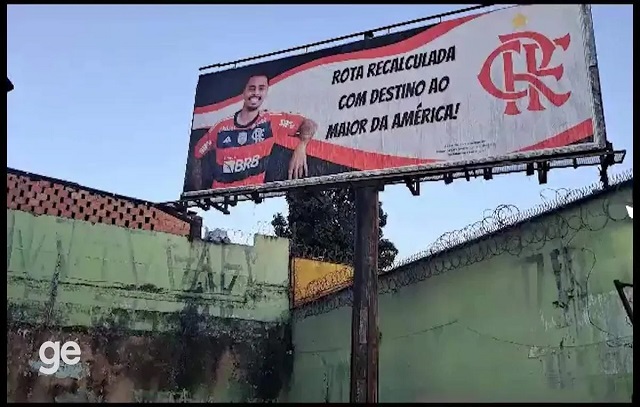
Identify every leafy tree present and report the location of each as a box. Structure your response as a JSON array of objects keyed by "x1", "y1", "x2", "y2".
[{"x1": 272, "y1": 188, "x2": 398, "y2": 270}]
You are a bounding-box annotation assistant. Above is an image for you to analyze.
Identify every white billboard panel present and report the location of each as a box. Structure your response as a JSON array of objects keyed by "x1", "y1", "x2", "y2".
[{"x1": 182, "y1": 5, "x2": 607, "y2": 200}]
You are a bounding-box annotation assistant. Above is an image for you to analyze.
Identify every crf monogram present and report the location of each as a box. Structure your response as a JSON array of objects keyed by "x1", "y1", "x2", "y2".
[{"x1": 478, "y1": 31, "x2": 572, "y2": 116}]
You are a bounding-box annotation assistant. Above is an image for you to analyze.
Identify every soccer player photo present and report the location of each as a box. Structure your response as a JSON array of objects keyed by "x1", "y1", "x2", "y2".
[{"x1": 189, "y1": 74, "x2": 318, "y2": 191}]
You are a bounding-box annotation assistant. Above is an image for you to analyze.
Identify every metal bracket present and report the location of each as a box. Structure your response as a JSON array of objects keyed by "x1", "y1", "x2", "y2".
[
  {"x1": 572, "y1": 158, "x2": 579, "y2": 169},
  {"x1": 173, "y1": 194, "x2": 243, "y2": 215},
  {"x1": 170, "y1": 201, "x2": 188, "y2": 214},
  {"x1": 536, "y1": 161, "x2": 549, "y2": 185},
  {"x1": 599, "y1": 143, "x2": 615, "y2": 188},
  {"x1": 250, "y1": 192, "x2": 263, "y2": 204},
  {"x1": 526, "y1": 162, "x2": 535, "y2": 176},
  {"x1": 599, "y1": 165, "x2": 609, "y2": 188},
  {"x1": 443, "y1": 173, "x2": 454, "y2": 185},
  {"x1": 194, "y1": 198, "x2": 229, "y2": 215},
  {"x1": 404, "y1": 177, "x2": 420, "y2": 196}
]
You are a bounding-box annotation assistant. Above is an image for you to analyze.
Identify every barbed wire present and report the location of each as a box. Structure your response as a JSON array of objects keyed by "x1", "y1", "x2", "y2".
[
  {"x1": 201, "y1": 221, "x2": 276, "y2": 245},
  {"x1": 391, "y1": 169, "x2": 632, "y2": 269},
  {"x1": 196, "y1": 169, "x2": 633, "y2": 315},
  {"x1": 293, "y1": 168, "x2": 633, "y2": 319}
]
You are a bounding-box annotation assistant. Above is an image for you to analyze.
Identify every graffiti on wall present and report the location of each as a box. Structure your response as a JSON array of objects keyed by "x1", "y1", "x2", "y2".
[
  {"x1": 166, "y1": 241, "x2": 247, "y2": 297},
  {"x1": 514, "y1": 186, "x2": 634, "y2": 396},
  {"x1": 521, "y1": 247, "x2": 592, "y2": 330},
  {"x1": 7, "y1": 209, "x2": 252, "y2": 296},
  {"x1": 287, "y1": 173, "x2": 633, "y2": 402},
  {"x1": 6, "y1": 208, "x2": 290, "y2": 328}
]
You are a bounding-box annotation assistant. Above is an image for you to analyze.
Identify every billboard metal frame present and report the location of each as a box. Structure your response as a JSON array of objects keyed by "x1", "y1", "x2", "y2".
[
  {"x1": 170, "y1": 146, "x2": 625, "y2": 214},
  {"x1": 170, "y1": 4, "x2": 626, "y2": 214}
]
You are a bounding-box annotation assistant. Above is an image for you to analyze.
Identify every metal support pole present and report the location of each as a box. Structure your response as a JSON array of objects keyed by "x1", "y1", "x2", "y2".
[{"x1": 350, "y1": 185, "x2": 380, "y2": 403}]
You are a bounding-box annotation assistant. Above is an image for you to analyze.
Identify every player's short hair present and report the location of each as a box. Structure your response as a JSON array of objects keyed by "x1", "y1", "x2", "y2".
[{"x1": 246, "y1": 73, "x2": 270, "y2": 85}]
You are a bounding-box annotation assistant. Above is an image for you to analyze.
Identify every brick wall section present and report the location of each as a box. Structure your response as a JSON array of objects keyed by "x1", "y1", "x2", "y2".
[{"x1": 6, "y1": 168, "x2": 197, "y2": 237}]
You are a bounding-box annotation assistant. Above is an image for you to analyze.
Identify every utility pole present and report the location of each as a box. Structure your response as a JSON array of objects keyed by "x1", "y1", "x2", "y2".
[{"x1": 350, "y1": 184, "x2": 380, "y2": 403}]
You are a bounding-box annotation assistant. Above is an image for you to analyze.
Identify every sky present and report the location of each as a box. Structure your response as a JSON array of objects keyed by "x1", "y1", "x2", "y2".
[{"x1": 7, "y1": 4, "x2": 633, "y2": 263}]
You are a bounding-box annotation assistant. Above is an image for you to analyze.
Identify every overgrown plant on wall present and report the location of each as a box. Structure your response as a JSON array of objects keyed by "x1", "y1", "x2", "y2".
[{"x1": 272, "y1": 188, "x2": 398, "y2": 270}]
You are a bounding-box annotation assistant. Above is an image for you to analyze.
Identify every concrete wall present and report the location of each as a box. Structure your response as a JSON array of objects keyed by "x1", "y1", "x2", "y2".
[
  {"x1": 7, "y1": 208, "x2": 292, "y2": 402},
  {"x1": 286, "y1": 179, "x2": 633, "y2": 403},
  {"x1": 7, "y1": 321, "x2": 292, "y2": 402},
  {"x1": 7, "y1": 209, "x2": 290, "y2": 326},
  {"x1": 6, "y1": 168, "x2": 293, "y2": 402}
]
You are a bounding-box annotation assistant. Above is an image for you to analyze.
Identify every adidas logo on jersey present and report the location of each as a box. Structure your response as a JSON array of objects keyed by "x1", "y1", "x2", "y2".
[{"x1": 223, "y1": 136, "x2": 231, "y2": 144}]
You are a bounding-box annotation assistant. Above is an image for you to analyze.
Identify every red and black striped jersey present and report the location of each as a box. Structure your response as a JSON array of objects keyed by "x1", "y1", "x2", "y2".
[{"x1": 194, "y1": 110, "x2": 305, "y2": 188}]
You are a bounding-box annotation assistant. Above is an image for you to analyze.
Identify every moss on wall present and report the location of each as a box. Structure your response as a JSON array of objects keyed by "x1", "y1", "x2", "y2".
[{"x1": 6, "y1": 208, "x2": 293, "y2": 402}]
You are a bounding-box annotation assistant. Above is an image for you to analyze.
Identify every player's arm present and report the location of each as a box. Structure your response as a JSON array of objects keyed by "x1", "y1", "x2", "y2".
[
  {"x1": 296, "y1": 117, "x2": 317, "y2": 142},
  {"x1": 281, "y1": 112, "x2": 317, "y2": 142},
  {"x1": 191, "y1": 125, "x2": 218, "y2": 190},
  {"x1": 276, "y1": 112, "x2": 317, "y2": 180}
]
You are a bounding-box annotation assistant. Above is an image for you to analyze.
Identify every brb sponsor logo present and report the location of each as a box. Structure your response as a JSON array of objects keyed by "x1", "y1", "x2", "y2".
[
  {"x1": 222, "y1": 155, "x2": 260, "y2": 174},
  {"x1": 38, "y1": 340, "x2": 82, "y2": 375},
  {"x1": 478, "y1": 13, "x2": 572, "y2": 116}
]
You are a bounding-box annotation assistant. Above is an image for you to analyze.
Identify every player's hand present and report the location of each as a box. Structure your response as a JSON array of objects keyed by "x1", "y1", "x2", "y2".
[{"x1": 288, "y1": 141, "x2": 308, "y2": 180}]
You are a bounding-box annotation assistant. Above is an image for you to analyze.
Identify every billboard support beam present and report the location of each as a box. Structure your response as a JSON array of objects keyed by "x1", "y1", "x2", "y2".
[
  {"x1": 186, "y1": 197, "x2": 233, "y2": 215},
  {"x1": 250, "y1": 192, "x2": 263, "y2": 204},
  {"x1": 600, "y1": 166, "x2": 609, "y2": 188},
  {"x1": 599, "y1": 142, "x2": 615, "y2": 188},
  {"x1": 350, "y1": 184, "x2": 380, "y2": 403},
  {"x1": 537, "y1": 162, "x2": 549, "y2": 185},
  {"x1": 173, "y1": 148, "x2": 625, "y2": 209}
]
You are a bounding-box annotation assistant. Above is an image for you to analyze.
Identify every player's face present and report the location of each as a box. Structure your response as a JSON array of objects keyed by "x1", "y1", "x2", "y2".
[{"x1": 243, "y1": 76, "x2": 269, "y2": 111}]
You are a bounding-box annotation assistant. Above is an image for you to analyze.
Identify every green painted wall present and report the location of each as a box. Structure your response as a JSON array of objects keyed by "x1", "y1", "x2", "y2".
[
  {"x1": 7, "y1": 208, "x2": 290, "y2": 328},
  {"x1": 6, "y1": 208, "x2": 293, "y2": 402},
  {"x1": 286, "y1": 181, "x2": 633, "y2": 403}
]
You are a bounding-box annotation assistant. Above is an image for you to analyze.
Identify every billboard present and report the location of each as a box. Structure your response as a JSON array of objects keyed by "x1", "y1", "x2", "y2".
[{"x1": 182, "y1": 4, "x2": 606, "y2": 200}]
